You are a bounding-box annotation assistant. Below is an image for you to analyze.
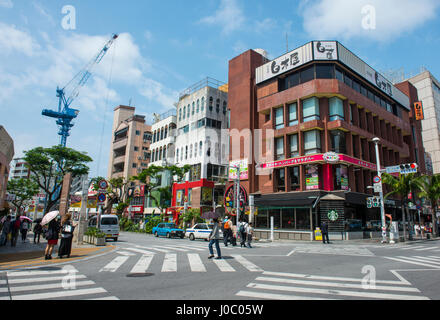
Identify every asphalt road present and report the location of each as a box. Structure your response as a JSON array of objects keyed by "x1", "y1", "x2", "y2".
[{"x1": 1, "y1": 232, "x2": 440, "y2": 301}]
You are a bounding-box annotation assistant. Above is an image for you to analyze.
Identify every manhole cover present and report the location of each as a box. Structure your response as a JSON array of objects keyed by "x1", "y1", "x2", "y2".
[{"x1": 126, "y1": 273, "x2": 154, "y2": 278}]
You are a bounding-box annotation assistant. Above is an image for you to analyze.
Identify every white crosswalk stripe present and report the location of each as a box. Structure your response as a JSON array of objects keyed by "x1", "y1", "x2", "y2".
[
  {"x1": 385, "y1": 255, "x2": 440, "y2": 269},
  {"x1": 414, "y1": 247, "x2": 439, "y2": 251},
  {"x1": 188, "y1": 254, "x2": 207, "y2": 272},
  {"x1": 129, "y1": 255, "x2": 154, "y2": 274},
  {"x1": 0, "y1": 266, "x2": 118, "y2": 300},
  {"x1": 99, "y1": 256, "x2": 130, "y2": 272},
  {"x1": 123, "y1": 247, "x2": 156, "y2": 255},
  {"x1": 213, "y1": 258, "x2": 235, "y2": 272},
  {"x1": 162, "y1": 254, "x2": 177, "y2": 272},
  {"x1": 236, "y1": 271, "x2": 428, "y2": 300},
  {"x1": 231, "y1": 255, "x2": 263, "y2": 272}
]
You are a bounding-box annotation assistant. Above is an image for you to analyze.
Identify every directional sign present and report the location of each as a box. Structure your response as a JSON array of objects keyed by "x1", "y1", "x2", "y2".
[
  {"x1": 373, "y1": 183, "x2": 383, "y2": 193},
  {"x1": 385, "y1": 165, "x2": 401, "y2": 174}
]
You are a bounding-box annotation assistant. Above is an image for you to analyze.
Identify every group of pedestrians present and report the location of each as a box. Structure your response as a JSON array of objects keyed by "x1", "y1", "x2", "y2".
[
  {"x1": 208, "y1": 216, "x2": 254, "y2": 260},
  {"x1": 0, "y1": 215, "x2": 32, "y2": 247}
]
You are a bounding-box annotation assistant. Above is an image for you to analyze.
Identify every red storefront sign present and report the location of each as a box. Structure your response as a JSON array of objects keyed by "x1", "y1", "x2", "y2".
[{"x1": 130, "y1": 206, "x2": 144, "y2": 213}]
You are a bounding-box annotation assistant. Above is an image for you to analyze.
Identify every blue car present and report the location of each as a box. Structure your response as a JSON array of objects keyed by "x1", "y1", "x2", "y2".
[{"x1": 153, "y1": 223, "x2": 185, "y2": 239}]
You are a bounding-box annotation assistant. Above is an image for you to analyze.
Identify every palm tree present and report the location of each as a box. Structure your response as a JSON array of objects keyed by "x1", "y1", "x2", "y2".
[
  {"x1": 415, "y1": 174, "x2": 440, "y2": 237},
  {"x1": 382, "y1": 173, "x2": 419, "y2": 241}
]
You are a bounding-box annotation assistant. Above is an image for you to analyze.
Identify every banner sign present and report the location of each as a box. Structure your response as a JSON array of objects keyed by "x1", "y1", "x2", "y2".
[
  {"x1": 229, "y1": 159, "x2": 249, "y2": 180},
  {"x1": 414, "y1": 102, "x2": 424, "y2": 121}
]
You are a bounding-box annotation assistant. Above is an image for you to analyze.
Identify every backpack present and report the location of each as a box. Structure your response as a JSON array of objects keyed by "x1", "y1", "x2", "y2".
[
  {"x1": 224, "y1": 221, "x2": 230, "y2": 230},
  {"x1": 239, "y1": 223, "x2": 245, "y2": 233}
]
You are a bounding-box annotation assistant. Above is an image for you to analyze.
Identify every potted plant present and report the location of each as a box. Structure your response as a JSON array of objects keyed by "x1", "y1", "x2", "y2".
[{"x1": 84, "y1": 227, "x2": 106, "y2": 246}]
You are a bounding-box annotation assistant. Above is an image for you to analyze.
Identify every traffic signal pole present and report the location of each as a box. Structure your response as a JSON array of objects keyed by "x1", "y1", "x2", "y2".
[{"x1": 373, "y1": 138, "x2": 388, "y2": 244}]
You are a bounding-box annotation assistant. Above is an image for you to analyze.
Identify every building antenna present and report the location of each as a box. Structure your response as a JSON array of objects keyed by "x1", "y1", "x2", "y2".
[
  {"x1": 286, "y1": 32, "x2": 289, "y2": 53},
  {"x1": 128, "y1": 98, "x2": 132, "y2": 107}
]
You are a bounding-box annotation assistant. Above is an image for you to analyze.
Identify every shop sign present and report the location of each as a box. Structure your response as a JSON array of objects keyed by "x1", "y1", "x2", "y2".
[
  {"x1": 313, "y1": 41, "x2": 338, "y2": 60},
  {"x1": 229, "y1": 159, "x2": 249, "y2": 180},
  {"x1": 328, "y1": 210, "x2": 339, "y2": 222},
  {"x1": 323, "y1": 152, "x2": 340, "y2": 163},
  {"x1": 414, "y1": 102, "x2": 424, "y2": 121}
]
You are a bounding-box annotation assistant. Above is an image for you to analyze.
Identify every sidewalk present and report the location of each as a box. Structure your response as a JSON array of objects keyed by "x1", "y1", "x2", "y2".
[{"x1": 0, "y1": 232, "x2": 115, "y2": 271}]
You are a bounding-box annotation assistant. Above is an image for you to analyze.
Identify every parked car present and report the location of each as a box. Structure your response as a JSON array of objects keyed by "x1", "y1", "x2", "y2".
[
  {"x1": 153, "y1": 223, "x2": 185, "y2": 239},
  {"x1": 88, "y1": 215, "x2": 120, "y2": 241},
  {"x1": 185, "y1": 223, "x2": 223, "y2": 241}
]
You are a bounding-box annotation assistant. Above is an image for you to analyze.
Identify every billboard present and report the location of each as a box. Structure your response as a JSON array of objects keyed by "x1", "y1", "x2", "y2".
[{"x1": 229, "y1": 159, "x2": 249, "y2": 180}]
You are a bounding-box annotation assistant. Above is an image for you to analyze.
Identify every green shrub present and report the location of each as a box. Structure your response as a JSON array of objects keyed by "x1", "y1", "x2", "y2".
[{"x1": 85, "y1": 227, "x2": 106, "y2": 239}]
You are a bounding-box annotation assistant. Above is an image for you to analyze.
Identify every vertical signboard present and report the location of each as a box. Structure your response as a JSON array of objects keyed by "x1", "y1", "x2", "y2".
[{"x1": 414, "y1": 102, "x2": 424, "y2": 120}]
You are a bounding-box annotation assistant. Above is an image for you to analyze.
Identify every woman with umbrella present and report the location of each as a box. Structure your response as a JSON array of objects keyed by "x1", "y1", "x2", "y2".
[
  {"x1": 58, "y1": 213, "x2": 75, "y2": 259},
  {"x1": 19, "y1": 216, "x2": 32, "y2": 243},
  {"x1": 41, "y1": 211, "x2": 61, "y2": 260}
]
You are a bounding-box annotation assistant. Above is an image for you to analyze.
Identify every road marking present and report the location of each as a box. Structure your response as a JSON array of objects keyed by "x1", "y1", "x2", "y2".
[
  {"x1": 402, "y1": 257, "x2": 440, "y2": 266},
  {"x1": 0, "y1": 287, "x2": 8, "y2": 293},
  {"x1": 245, "y1": 283, "x2": 428, "y2": 300},
  {"x1": 287, "y1": 250, "x2": 295, "y2": 256},
  {"x1": 150, "y1": 247, "x2": 172, "y2": 253},
  {"x1": 161, "y1": 254, "x2": 177, "y2": 272},
  {"x1": 174, "y1": 245, "x2": 205, "y2": 252},
  {"x1": 427, "y1": 256, "x2": 440, "y2": 261},
  {"x1": 261, "y1": 271, "x2": 410, "y2": 285},
  {"x1": 116, "y1": 251, "x2": 136, "y2": 256},
  {"x1": 130, "y1": 255, "x2": 154, "y2": 274},
  {"x1": 12, "y1": 287, "x2": 108, "y2": 300},
  {"x1": 160, "y1": 246, "x2": 189, "y2": 252},
  {"x1": 0, "y1": 280, "x2": 7, "y2": 285},
  {"x1": 385, "y1": 257, "x2": 440, "y2": 269},
  {"x1": 212, "y1": 258, "x2": 235, "y2": 272},
  {"x1": 99, "y1": 256, "x2": 129, "y2": 272},
  {"x1": 231, "y1": 255, "x2": 263, "y2": 272},
  {"x1": 10, "y1": 280, "x2": 96, "y2": 293},
  {"x1": 123, "y1": 247, "x2": 156, "y2": 255},
  {"x1": 7, "y1": 268, "x2": 79, "y2": 277},
  {"x1": 88, "y1": 296, "x2": 119, "y2": 300},
  {"x1": 8, "y1": 275, "x2": 87, "y2": 284},
  {"x1": 414, "y1": 247, "x2": 438, "y2": 251},
  {"x1": 236, "y1": 290, "x2": 335, "y2": 300},
  {"x1": 254, "y1": 276, "x2": 419, "y2": 292},
  {"x1": 399, "y1": 246, "x2": 426, "y2": 250},
  {"x1": 187, "y1": 254, "x2": 206, "y2": 272}
]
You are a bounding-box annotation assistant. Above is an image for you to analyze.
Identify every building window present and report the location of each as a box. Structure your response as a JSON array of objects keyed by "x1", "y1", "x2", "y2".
[
  {"x1": 197, "y1": 99, "x2": 200, "y2": 113},
  {"x1": 179, "y1": 109, "x2": 182, "y2": 121},
  {"x1": 275, "y1": 137, "x2": 285, "y2": 160},
  {"x1": 334, "y1": 165, "x2": 349, "y2": 191},
  {"x1": 275, "y1": 107, "x2": 284, "y2": 130},
  {"x1": 164, "y1": 127, "x2": 168, "y2": 139},
  {"x1": 344, "y1": 73, "x2": 352, "y2": 88},
  {"x1": 132, "y1": 163, "x2": 137, "y2": 168},
  {"x1": 223, "y1": 101, "x2": 227, "y2": 115},
  {"x1": 159, "y1": 147, "x2": 162, "y2": 160},
  {"x1": 304, "y1": 130, "x2": 321, "y2": 155},
  {"x1": 192, "y1": 102, "x2": 195, "y2": 115},
  {"x1": 335, "y1": 67, "x2": 344, "y2": 82},
  {"x1": 289, "y1": 134, "x2": 299, "y2": 158},
  {"x1": 209, "y1": 97, "x2": 213, "y2": 112},
  {"x1": 194, "y1": 143, "x2": 198, "y2": 158},
  {"x1": 288, "y1": 103, "x2": 298, "y2": 126},
  {"x1": 290, "y1": 167, "x2": 300, "y2": 191},
  {"x1": 176, "y1": 149, "x2": 179, "y2": 163},
  {"x1": 329, "y1": 97, "x2": 344, "y2": 121},
  {"x1": 200, "y1": 141, "x2": 203, "y2": 157},
  {"x1": 216, "y1": 99, "x2": 220, "y2": 113},
  {"x1": 152, "y1": 150, "x2": 155, "y2": 162},
  {"x1": 134, "y1": 146, "x2": 139, "y2": 152},
  {"x1": 296, "y1": 208, "x2": 311, "y2": 230},
  {"x1": 315, "y1": 64, "x2": 334, "y2": 79},
  {"x1": 183, "y1": 106, "x2": 186, "y2": 119},
  {"x1": 187, "y1": 104, "x2": 190, "y2": 118},
  {"x1": 190, "y1": 145, "x2": 193, "y2": 159},
  {"x1": 305, "y1": 165, "x2": 320, "y2": 190},
  {"x1": 276, "y1": 169, "x2": 285, "y2": 192},
  {"x1": 160, "y1": 128, "x2": 164, "y2": 140},
  {"x1": 135, "y1": 130, "x2": 140, "y2": 136},
  {"x1": 201, "y1": 97, "x2": 205, "y2": 112},
  {"x1": 287, "y1": 72, "x2": 300, "y2": 89},
  {"x1": 352, "y1": 79, "x2": 361, "y2": 93},
  {"x1": 302, "y1": 97, "x2": 320, "y2": 122},
  {"x1": 330, "y1": 130, "x2": 347, "y2": 154},
  {"x1": 163, "y1": 146, "x2": 167, "y2": 159},
  {"x1": 300, "y1": 65, "x2": 314, "y2": 83}
]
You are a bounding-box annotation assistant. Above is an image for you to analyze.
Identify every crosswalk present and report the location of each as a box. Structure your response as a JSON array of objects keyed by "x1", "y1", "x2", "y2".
[
  {"x1": 366, "y1": 244, "x2": 440, "y2": 252},
  {"x1": 0, "y1": 266, "x2": 118, "y2": 300},
  {"x1": 385, "y1": 255, "x2": 440, "y2": 269},
  {"x1": 98, "y1": 245, "x2": 264, "y2": 274},
  {"x1": 236, "y1": 271, "x2": 429, "y2": 300},
  {"x1": 286, "y1": 244, "x2": 374, "y2": 257}
]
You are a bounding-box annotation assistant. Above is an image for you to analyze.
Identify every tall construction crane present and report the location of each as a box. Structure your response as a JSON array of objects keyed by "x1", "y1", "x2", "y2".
[{"x1": 42, "y1": 34, "x2": 118, "y2": 147}]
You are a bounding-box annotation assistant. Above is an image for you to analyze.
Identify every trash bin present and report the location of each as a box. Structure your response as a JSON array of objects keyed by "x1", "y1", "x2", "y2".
[{"x1": 427, "y1": 233, "x2": 431, "y2": 240}]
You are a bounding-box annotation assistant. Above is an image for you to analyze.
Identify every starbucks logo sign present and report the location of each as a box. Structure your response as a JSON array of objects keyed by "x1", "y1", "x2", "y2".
[{"x1": 328, "y1": 210, "x2": 339, "y2": 222}]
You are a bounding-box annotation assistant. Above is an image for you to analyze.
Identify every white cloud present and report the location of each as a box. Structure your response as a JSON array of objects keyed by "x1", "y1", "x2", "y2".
[
  {"x1": 0, "y1": 23, "x2": 40, "y2": 56},
  {"x1": 255, "y1": 18, "x2": 277, "y2": 34},
  {"x1": 300, "y1": 0, "x2": 440, "y2": 41},
  {"x1": 33, "y1": 1, "x2": 56, "y2": 26},
  {"x1": 199, "y1": 0, "x2": 246, "y2": 35},
  {"x1": 0, "y1": 0, "x2": 13, "y2": 8}
]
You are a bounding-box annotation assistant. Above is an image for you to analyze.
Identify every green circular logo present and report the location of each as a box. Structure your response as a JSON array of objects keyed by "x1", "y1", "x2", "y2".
[{"x1": 328, "y1": 210, "x2": 339, "y2": 222}]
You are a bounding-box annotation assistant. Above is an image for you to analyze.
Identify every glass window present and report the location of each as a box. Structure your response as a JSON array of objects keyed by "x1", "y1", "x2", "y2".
[
  {"x1": 199, "y1": 141, "x2": 203, "y2": 157},
  {"x1": 192, "y1": 102, "x2": 195, "y2": 115},
  {"x1": 181, "y1": 147, "x2": 183, "y2": 161},
  {"x1": 316, "y1": 64, "x2": 334, "y2": 79},
  {"x1": 296, "y1": 208, "x2": 311, "y2": 230},
  {"x1": 176, "y1": 149, "x2": 179, "y2": 162},
  {"x1": 275, "y1": 107, "x2": 284, "y2": 130},
  {"x1": 352, "y1": 79, "x2": 360, "y2": 93},
  {"x1": 276, "y1": 169, "x2": 285, "y2": 192},
  {"x1": 329, "y1": 97, "x2": 344, "y2": 121},
  {"x1": 374, "y1": 94, "x2": 381, "y2": 106},
  {"x1": 194, "y1": 143, "x2": 198, "y2": 158},
  {"x1": 287, "y1": 72, "x2": 300, "y2": 88},
  {"x1": 190, "y1": 145, "x2": 193, "y2": 159},
  {"x1": 330, "y1": 130, "x2": 347, "y2": 154},
  {"x1": 223, "y1": 101, "x2": 227, "y2": 115},
  {"x1": 201, "y1": 97, "x2": 205, "y2": 112},
  {"x1": 360, "y1": 85, "x2": 368, "y2": 97},
  {"x1": 209, "y1": 97, "x2": 213, "y2": 111},
  {"x1": 344, "y1": 73, "x2": 352, "y2": 87},
  {"x1": 304, "y1": 130, "x2": 321, "y2": 154},
  {"x1": 282, "y1": 208, "x2": 295, "y2": 229},
  {"x1": 276, "y1": 137, "x2": 285, "y2": 160},
  {"x1": 300, "y1": 65, "x2": 315, "y2": 83},
  {"x1": 185, "y1": 146, "x2": 188, "y2": 160},
  {"x1": 187, "y1": 104, "x2": 190, "y2": 117},
  {"x1": 335, "y1": 67, "x2": 344, "y2": 82},
  {"x1": 256, "y1": 209, "x2": 268, "y2": 229},
  {"x1": 216, "y1": 99, "x2": 220, "y2": 113},
  {"x1": 197, "y1": 99, "x2": 200, "y2": 113},
  {"x1": 288, "y1": 103, "x2": 298, "y2": 126},
  {"x1": 183, "y1": 106, "x2": 186, "y2": 119},
  {"x1": 334, "y1": 165, "x2": 349, "y2": 191},
  {"x1": 179, "y1": 109, "x2": 182, "y2": 121},
  {"x1": 367, "y1": 90, "x2": 375, "y2": 101},
  {"x1": 290, "y1": 167, "x2": 300, "y2": 191},
  {"x1": 289, "y1": 134, "x2": 299, "y2": 158},
  {"x1": 305, "y1": 164, "x2": 320, "y2": 190},
  {"x1": 380, "y1": 99, "x2": 386, "y2": 108},
  {"x1": 302, "y1": 97, "x2": 320, "y2": 122},
  {"x1": 386, "y1": 102, "x2": 392, "y2": 113}
]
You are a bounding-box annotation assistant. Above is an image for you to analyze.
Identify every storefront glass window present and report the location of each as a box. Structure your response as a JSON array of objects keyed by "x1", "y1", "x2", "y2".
[
  {"x1": 296, "y1": 208, "x2": 311, "y2": 230},
  {"x1": 281, "y1": 208, "x2": 295, "y2": 229},
  {"x1": 305, "y1": 164, "x2": 320, "y2": 190},
  {"x1": 329, "y1": 97, "x2": 344, "y2": 121},
  {"x1": 256, "y1": 209, "x2": 268, "y2": 228},
  {"x1": 269, "y1": 209, "x2": 281, "y2": 229},
  {"x1": 334, "y1": 165, "x2": 349, "y2": 191},
  {"x1": 304, "y1": 130, "x2": 321, "y2": 154},
  {"x1": 302, "y1": 97, "x2": 320, "y2": 122},
  {"x1": 276, "y1": 168, "x2": 285, "y2": 192},
  {"x1": 275, "y1": 107, "x2": 284, "y2": 129},
  {"x1": 289, "y1": 166, "x2": 300, "y2": 191}
]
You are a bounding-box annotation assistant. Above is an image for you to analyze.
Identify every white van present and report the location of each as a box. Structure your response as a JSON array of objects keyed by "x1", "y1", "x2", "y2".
[{"x1": 88, "y1": 215, "x2": 120, "y2": 241}]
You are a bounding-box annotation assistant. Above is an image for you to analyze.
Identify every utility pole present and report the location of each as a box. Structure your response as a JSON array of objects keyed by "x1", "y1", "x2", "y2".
[{"x1": 372, "y1": 137, "x2": 388, "y2": 244}]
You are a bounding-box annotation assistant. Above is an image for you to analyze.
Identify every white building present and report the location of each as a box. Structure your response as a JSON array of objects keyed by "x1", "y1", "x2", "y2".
[
  {"x1": 9, "y1": 158, "x2": 30, "y2": 180},
  {"x1": 150, "y1": 109, "x2": 177, "y2": 166},
  {"x1": 409, "y1": 71, "x2": 440, "y2": 174}
]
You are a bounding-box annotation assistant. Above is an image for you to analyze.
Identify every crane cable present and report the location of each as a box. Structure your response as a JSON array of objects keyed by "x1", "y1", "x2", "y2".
[{"x1": 96, "y1": 36, "x2": 117, "y2": 178}]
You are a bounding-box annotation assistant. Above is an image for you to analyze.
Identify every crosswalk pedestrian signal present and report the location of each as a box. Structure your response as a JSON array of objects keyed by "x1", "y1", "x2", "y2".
[{"x1": 367, "y1": 198, "x2": 373, "y2": 208}]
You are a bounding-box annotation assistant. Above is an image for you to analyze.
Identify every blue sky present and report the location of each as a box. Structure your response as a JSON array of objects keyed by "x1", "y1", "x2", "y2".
[{"x1": 1, "y1": 0, "x2": 440, "y2": 178}]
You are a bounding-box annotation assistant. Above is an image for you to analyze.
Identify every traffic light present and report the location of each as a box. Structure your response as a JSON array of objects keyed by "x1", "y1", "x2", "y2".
[{"x1": 400, "y1": 163, "x2": 418, "y2": 174}]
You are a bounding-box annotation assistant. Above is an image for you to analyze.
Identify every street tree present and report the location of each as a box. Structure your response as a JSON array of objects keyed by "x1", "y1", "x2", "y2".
[
  {"x1": 6, "y1": 178, "x2": 40, "y2": 215},
  {"x1": 415, "y1": 174, "x2": 440, "y2": 237},
  {"x1": 91, "y1": 176, "x2": 132, "y2": 215},
  {"x1": 23, "y1": 146, "x2": 93, "y2": 214},
  {"x1": 382, "y1": 173, "x2": 419, "y2": 240}
]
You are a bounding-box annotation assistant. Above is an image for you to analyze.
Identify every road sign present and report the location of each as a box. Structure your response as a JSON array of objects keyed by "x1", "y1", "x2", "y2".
[
  {"x1": 373, "y1": 176, "x2": 381, "y2": 184},
  {"x1": 385, "y1": 165, "x2": 401, "y2": 174},
  {"x1": 97, "y1": 193, "x2": 106, "y2": 204},
  {"x1": 98, "y1": 179, "x2": 108, "y2": 190},
  {"x1": 373, "y1": 183, "x2": 382, "y2": 193}
]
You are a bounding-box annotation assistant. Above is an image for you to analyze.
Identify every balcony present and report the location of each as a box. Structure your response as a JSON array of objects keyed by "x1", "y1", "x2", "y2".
[
  {"x1": 113, "y1": 136, "x2": 128, "y2": 150},
  {"x1": 113, "y1": 155, "x2": 125, "y2": 165}
]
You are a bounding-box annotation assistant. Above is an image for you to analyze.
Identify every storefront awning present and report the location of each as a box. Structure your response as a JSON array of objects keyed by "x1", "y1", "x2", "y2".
[{"x1": 254, "y1": 191, "x2": 323, "y2": 208}]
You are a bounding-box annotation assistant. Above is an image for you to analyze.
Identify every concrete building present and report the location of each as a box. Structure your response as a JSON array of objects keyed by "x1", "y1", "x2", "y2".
[
  {"x1": 171, "y1": 78, "x2": 229, "y2": 216},
  {"x1": 9, "y1": 158, "x2": 31, "y2": 180},
  {"x1": 107, "y1": 105, "x2": 152, "y2": 181},
  {"x1": 227, "y1": 41, "x2": 426, "y2": 241},
  {"x1": 408, "y1": 71, "x2": 440, "y2": 174},
  {"x1": 0, "y1": 126, "x2": 14, "y2": 213}
]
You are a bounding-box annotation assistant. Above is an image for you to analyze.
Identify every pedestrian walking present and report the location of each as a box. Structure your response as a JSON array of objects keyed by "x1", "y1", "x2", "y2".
[
  {"x1": 238, "y1": 219, "x2": 248, "y2": 248},
  {"x1": 321, "y1": 221, "x2": 330, "y2": 244},
  {"x1": 208, "y1": 218, "x2": 222, "y2": 260},
  {"x1": 33, "y1": 221, "x2": 43, "y2": 244},
  {"x1": 223, "y1": 217, "x2": 232, "y2": 247},
  {"x1": 10, "y1": 216, "x2": 21, "y2": 247},
  {"x1": 20, "y1": 219, "x2": 30, "y2": 243},
  {"x1": 246, "y1": 222, "x2": 254, "y2": 248},
  {"x1": 44, "y1": 218, "x2": 61, "y2": 260},
  {"x1": 0, "y1": 216, "x2": 12, "y2": 246},
  {"x1": 58, "y1": 214, "x2": 76, "y2": 259}
]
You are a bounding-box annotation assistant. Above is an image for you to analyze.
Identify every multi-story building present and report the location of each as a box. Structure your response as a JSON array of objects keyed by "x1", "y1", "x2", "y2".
[
  {"x1": 0, "y1": 126, "x2": 14, "y2": 213},
  {"x1": 408, "y1": 71, "x2": 440, "y2": 174},
  {"x1": 227, "y1": 41, "x2": 426, "y2": 241},
  {"x1": 108, "y1": 105, "x2": 152, "y2": 181},
  {"x1": 171, "y1": 78, "x2": 229, "y2": 216},
  {"x1": 9, "y1": 158, "x2": 31, "y2": 180}
]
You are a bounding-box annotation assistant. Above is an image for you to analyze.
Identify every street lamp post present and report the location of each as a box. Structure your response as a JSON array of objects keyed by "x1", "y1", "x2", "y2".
[
  {"x1": 372, "y1": 137, "x2": 388, "y2": 244},
  {"x1": 231, "y1": 164, "x2": 241, "y2": 228}
]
